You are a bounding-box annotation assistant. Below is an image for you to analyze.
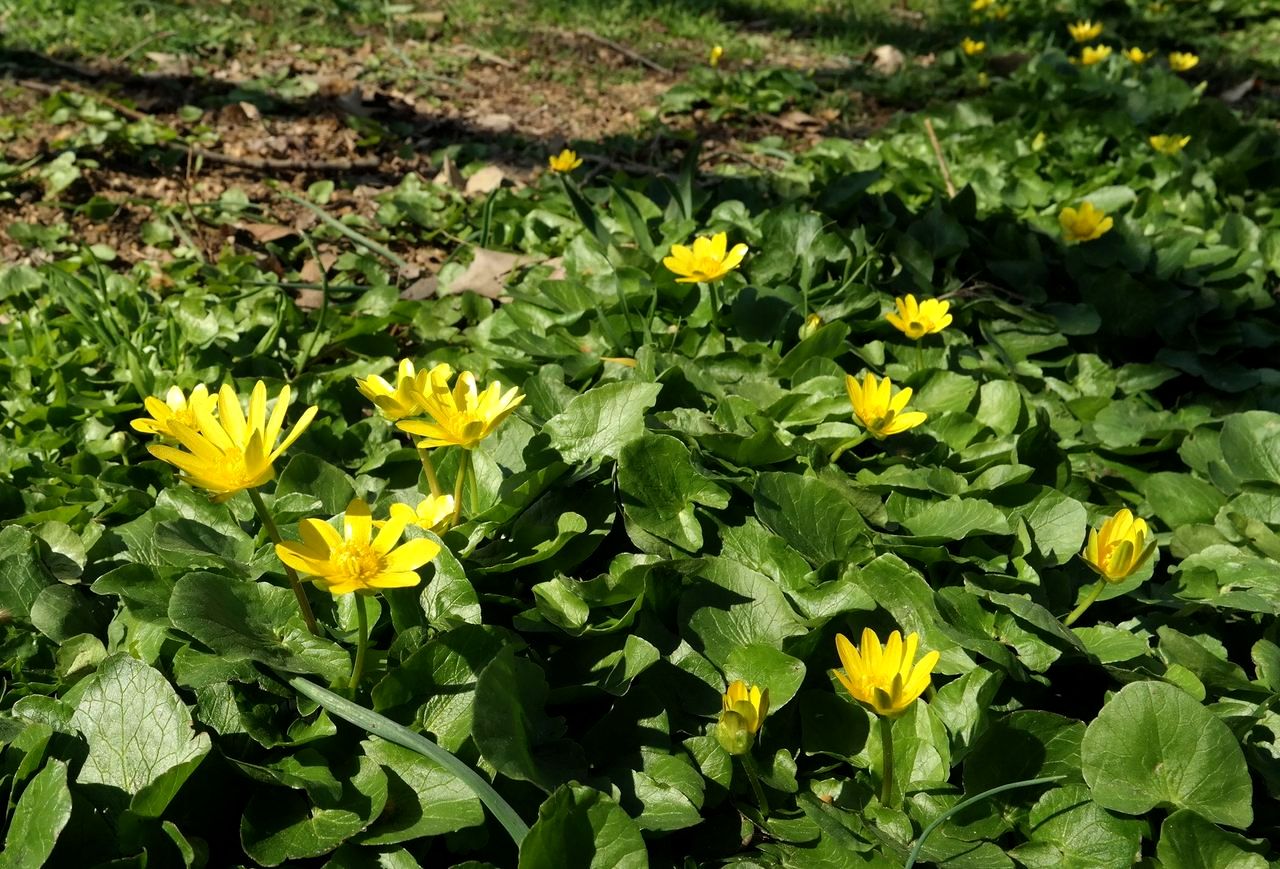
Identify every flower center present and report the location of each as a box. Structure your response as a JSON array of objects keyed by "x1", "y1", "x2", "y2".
[{"x1": 335, "y1": 541, "x2": 384, "y2": 584}]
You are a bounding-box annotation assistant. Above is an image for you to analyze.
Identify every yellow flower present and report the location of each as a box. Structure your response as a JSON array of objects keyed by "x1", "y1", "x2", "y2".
[
  {"x1": 356, "y1": 360, "x2": 452, "y2": 422},
  {"x1": 886, "y1": 294, "x2": 952, "y2": 340},
  {"x1": 276, "y1": 498, "x2": 440, "y2": 596},
  {"x1": 1068, "y1": 19, "x2": 1104, "y2": 42},
  {"x1": 1124, "y1": 47, "x2": 1152, "y2": 64},
  {"x1": 1079, "y1": 45, "x2": 1113, "y2": 66},
  {"x1": 548, "y1": 149, "x2": 583, "y2": 173},
  {"x1": 146, "y1": 381, "x2": 317, "y2": 502},
  {"x1": 1149, "y1": 134, "x2": 1191, "y2": 155},
  {"x1": 397, "y1": 370, "x2": 524, "y2": 450},
  {"x1": 709, "y1": 45, "x2": 724, "y2": 67},
  {"x1": 1081, "y1": 508, "x2": 1157, "y2": 582},
  {"x1": 1058, "y1": 201, "x2": 1114, "y2": 243},
  {"x1": 987, "y1": 4, "x2": 1010, "y2": 19},
  {"x1": 662, "y1": 232, "x2": 748, "y2": 283},
  {"x1": 961, "y1": 37, "x2": 986, "y2": 56},
  {"x1": 845, "y1": 372, "x2": 927, "y2": 438},
  {"x1": 798, "y1": 312, "x2": 823, "y2": 341},
  {"x1": 716, "y1": 680, "x2": 769, "y2": 755},
  {"x1": 1032, "y1": 131, "x2": 1047, "y2": 151},
  {"x1": 834, "y1": 629, "x2": 939, "y2": 719},
  {"x1": 131, "y1": 385, "x2": 217, "y2": 438},
  {"x1": 1168, "y1": 51, "x2": 1199, "y2": 72},
  {"x1": 970, "y1": 0, "x2": 993, "y2": 10},
  {"x1": 387, "y1": 494, "x2": 456, "y2": 533}
]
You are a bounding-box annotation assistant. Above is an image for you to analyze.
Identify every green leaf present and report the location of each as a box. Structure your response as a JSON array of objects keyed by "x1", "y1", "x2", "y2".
[
  {"x1": 1157, "y1": 809, "x2": 1269, "y2": 869},
  {"x1": 679, "y1": 557, "x2": 808, "y2": 667},
  {"x1": 544, "y1": 382, "x2": 663, "y2": 464},
  {"x1": 69, "y1": 655, "x2": 211, "y2": 809},
  {"x1": 1015, "y1": 489, "x2": 1088, "y2": 565},
  {"x1": 1008, "y1": 784, "x2": 1144, "y2": 868},
  {"x1": 0, "y1": 525, "x2": 55, "y2": 621},
  {"x1": 1081, "y1": 681, "x2": 1253, "y2": 828},
  {"x1": 473, "y1": 648, "x2": 586, "y2": 791},
  {"x1": 276, "y1": 455, "x2": 357, "y2": 515},
  {"x1": 241, "y1": 754, "x2": 388, "y2": 866},
  {"x1": 359, "y1": 737, "x2": 485, "y2": 844},
  {"x1": 901, "y1": 497, "x2": 1011, "y2": 539},
  {"x1": 618, "y1": 433, "x2": 729, "y2": 551},
  {"x1": 753, "y1": 472, "x2": 869, "y2": 565},
  {"x1": 419, "y1": 531, "x2": 481, "y2": 630},
  {"x1": 168, "y1": 573, "x2": 349, "y2": 680},
  {"x1": 724, "y1": 644, "x2": 806, "y2": 711},
  {"x1": 518, "y1": 785, "x2": 648, "y2": 869},
  {"x1": 1220, "y1": 411, "x2": 1280, "y2": 484},
  {"x1": 849, "y1": 554, "x2": 973, "y2": 674},
  {"x1": 1141, "y1": 472, "x2": 1226, "y2": 527},
  {"x1": 0, "y1": 759, "x2": 72, "y2": 869},
  {"x1": 964, "y1": 711, "x2": 1084, "y2": 794}
]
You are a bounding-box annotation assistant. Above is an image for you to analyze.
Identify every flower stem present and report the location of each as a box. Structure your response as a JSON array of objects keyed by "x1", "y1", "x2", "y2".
[
  {"x1": 248, "y1": 488, "x2": 320, "y2": 636},
  {"x1": 416, "y1": 444, "x2": 442, "y2": 498},
  {"x1": 879, "y1": 715, "x2": 896, "y2": 807},
  {"x1": 348, "y1": 596, "x2": 369, "y2": 693},
  {"x1": 1064, "y1": 578, "x2": 1107, "y2": 627},
  {"x1": 915, "y1": 342, "x2": 924, "y2": 373},
  {"x1": 450, "y1": 450, "x2": 471, "y2": 526},
  {"x1": 830, "y1": 432, "x2": 868, "y2": 463},
  {"x1": 741, "y1": 754, "x2": 770, "y2": 818}
]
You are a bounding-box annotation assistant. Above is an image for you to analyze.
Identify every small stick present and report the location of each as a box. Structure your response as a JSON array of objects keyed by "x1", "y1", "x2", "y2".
[
  {"x1": 575, "y1": 29, "x2": 672, "y2": 75},
  {"x1": 113, "y1": 30, "x2": 176, "y2": 63},
  {"x1": 923, "y1": 118, "x2": 957, "y2": 198}
]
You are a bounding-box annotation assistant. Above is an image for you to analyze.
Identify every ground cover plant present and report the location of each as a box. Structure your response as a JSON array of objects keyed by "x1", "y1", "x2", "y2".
[{"x1": 2, "y1": 0, "x2": 1280, "y2": 866}]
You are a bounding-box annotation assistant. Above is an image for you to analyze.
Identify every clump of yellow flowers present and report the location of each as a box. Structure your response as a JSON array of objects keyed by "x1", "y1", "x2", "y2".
[
  {"x1": 1149, "y1": 134, "x2": 1191, "y2": 156},
  {"x1": 356, "y1": 360, "x2": 451, "y2": 422},
  {"x1": 1059, "y1": 201, "x2": 1114, "y2": 243},
  {"x1": 716, "y1": 680, "x2": 769, "y2": 756},
  {"x1": 663, "y1": 232, "x2": 749, "y2": 283},
  {"x1": 1078, "y1": 45, "x2": 1113, "y2": 66},
  {"x1": 845, "y1": 372, "x2": 928, "y2": 439},
  {"x1": 886, "y1": 294, "x2": 952, "y2": 340},
  {"x1": 961, "y1": 37, "x2": 986, "y2": 56},
  {"x1": 1068, "y1": 19, "x2": 1104, "y2": 42},
  {"x1": 276, "y1": 497, "x2": 442, "y2": 688},
  {"x1": 834, "y1": 628, "x2": 939, "y2": 804},
  {"x1": 1066, "y1": 508, "x2": 1157, "y2": 627},
  {"x1": 548, "y1": 149, "x2": 584, "y2": 173},
  {"x1": 136, "y1": 381, "x2": 317, "y2": 503}
]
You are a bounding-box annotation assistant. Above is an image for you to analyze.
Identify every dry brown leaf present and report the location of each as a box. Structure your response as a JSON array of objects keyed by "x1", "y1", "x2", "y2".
[
  {"x1": 294, "y1": 289, "x2": 325, "y2": 310},
  {"x1": 775, "y1": 110, "x2": 822, "y2": 131},
  {"x1": 239, "y1": 222, "x2": 295, "y2": 242},
  {"x1": 465, "y1": 165, "x2": 505, "y2": 196},
  {"x1": 474, "y1": 112, "x2": 515, "y2": 133},
  {"x1": 402, "y1": 275, "x2": 439, "y2": 300},
  {"x1": 870, "y1": 45, "x2": 905, "y2": 76},
  {"x1": 442, "y1": 249, "x2": 537, "y2": 298},
  {"x1": 1221, "y1": 77, "x2": 1256, "y2": 103}
]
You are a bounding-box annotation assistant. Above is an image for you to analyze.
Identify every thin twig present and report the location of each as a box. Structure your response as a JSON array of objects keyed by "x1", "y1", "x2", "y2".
[
  {"x1": 15, "y1": 78, "x2": 381, "y2": 173},
  {"x1": 113, "y1": 30, "x2": 176, "y2": 63},
  {"x1": 923, "y1": 117, "x2": 957, "y2": 198},
  {"x1": 451, "y1": 43, "x2": 516, "y2": 68},
  {"x1": 575, "y1": 28, "x2": 672, "y2": 75}
]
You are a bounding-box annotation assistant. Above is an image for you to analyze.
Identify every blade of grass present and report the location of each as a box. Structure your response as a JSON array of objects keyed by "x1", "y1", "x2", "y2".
[
  {"x1": 288, "y1": 676, "x2": 530, "y2": 846},
  {"x1": 273, "y1": 186, "x2": 409, "y2": 271}
]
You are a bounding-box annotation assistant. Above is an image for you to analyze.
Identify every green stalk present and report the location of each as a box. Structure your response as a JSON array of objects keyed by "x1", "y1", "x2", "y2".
[
  {"x1": 348, "y1": 597, "x2": 370, "y2": 693},
  {"x1": 417, "y1": 444, "x2": 443, "y2": 498},
  {"x1": 1064, "y1": 578, "x2": 1107, "y2": 627},
  {"x1": 741, "y1": 754, "x2": 770, "y2": 818},
  {"x1": 248, "y1": 488, "x2": 320, "y2": 636},
  {"x1": 879, "y1": 715, "x2": 895, "y2": 806},
  {"x1": 289, "y1": 676, "x2": 530, "y2": 846},
  {"x1": 450, "y1": 450, "x2": 471, "y2": 526},
  {"x1": 903, "y1": 776, "x2": 1064, "y2": 869},
  {"x1": 915, "y1": 342, "x2": 924, "y2": 373}
]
